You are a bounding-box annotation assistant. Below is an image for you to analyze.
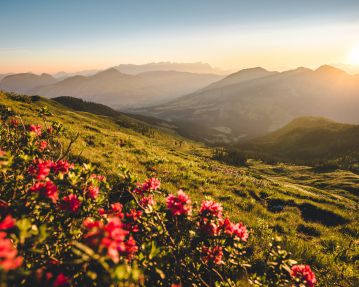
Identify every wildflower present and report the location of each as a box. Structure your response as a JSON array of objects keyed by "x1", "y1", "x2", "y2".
[
  {"x1": 28, "y1": 159, "x2": 54, "y2": 180},
  {"x1": 30, "y1": 180, "x2": 59, "y2": 204},
  {"x1": 140, "y1": 195, "x2": 155, "y2": 208},
  {"x1": 0, "y1": 232, "x2": 23, "y2": 270},
  {"x1": 53, "y1": 273, "x2": 69, "y2": 286},
  {"x1": 291, "y1": 265, "x2": 316, "y2": 287},
  {"x1": 84, "y1": 217, "x2": 137, "y2": 263},
  {"x1": 85, "y1": 183, "x2": 100, "y2": 199},
  {"x1": 0, "y1": 215, "x2": 15, "y2": 230},
  {"x1": 124, "y1": 209, "x2": 142, "y2": 233},
  {"x1": 166, "y1": 190, "x2": 192, "y2": 216},
  {"x1": 134, "y1": 178, "x2": 161, "y2": 194},
  {"x1": 219, "y1": 218, "x2": 249, "y2": 241},
  {"x1": 201, "y1": 246, "x2": 223, "y2": 265},
  {"x1": 198, "y1": 218, "x2": 219, "y2": 236},
  {"x1": 60, "y1": 194, "x2": 81, "y2": 212},
  {"x1": 29, "y1": 124, "x2": 42, "y2": 136},
  {"x1": 53, "y1": 160, "x2": 74, "y2": 174},
  {"x1": 200, "y1": 200, "x2": 223, "y2": 218},
  {"x1": 38, "y1": 140, "x2": 48, "y2": 151}
]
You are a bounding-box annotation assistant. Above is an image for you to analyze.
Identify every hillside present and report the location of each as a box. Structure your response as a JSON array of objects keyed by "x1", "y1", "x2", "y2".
[
  {"x1": 18, "y1": 68, "x2": 222, "y2": 109},
  {"x1": 0, "y1": 91, "x2": 358, "y2": 286},
  {"x1": 139, "y1": 65, "x2": 359, "y2": 143},
  {"x1": 240, "y1": 116, "x2": 359, "y2": 170}
]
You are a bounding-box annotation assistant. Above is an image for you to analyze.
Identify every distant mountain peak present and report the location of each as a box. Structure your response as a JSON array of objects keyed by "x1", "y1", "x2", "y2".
[{"x1": 315, "y1": 65, "x2": 347, "y2": 75}]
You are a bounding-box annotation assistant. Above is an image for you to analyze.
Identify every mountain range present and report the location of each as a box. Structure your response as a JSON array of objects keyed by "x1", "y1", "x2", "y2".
[
  {"x1": 0, "y1": 68, "x2": 223, "y2": 109},
  {"x1": 139, "y1": 65, "x2": 359, "y2": 143}
]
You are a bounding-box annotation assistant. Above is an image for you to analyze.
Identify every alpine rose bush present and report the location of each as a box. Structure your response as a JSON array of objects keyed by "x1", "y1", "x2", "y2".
[{"x1": 0, "y1": 105, "x2": 317, "y2": 286}]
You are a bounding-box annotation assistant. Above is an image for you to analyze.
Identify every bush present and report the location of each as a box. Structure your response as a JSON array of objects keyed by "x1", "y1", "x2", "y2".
[{"x1": 0, "y1": 106, "x2": 317, "y2": 286}]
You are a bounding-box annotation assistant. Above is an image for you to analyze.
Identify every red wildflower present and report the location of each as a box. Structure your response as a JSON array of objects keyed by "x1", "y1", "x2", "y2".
[
  {"x1": 29, "y1": 124, "x2": 42, "y2": 136},
  {"x1": 38, "y1": 140, "x2": 48, "y2": 151},
  {"x1": 0, "y1": 232, "x2": 23, "y2": 270},
  {"x1": 85, "y1": 183, "x2": 100, "y2": 199},
  {"x1": 30, "y1": 180, "x2": 59, "y2": 203},
  {"x1": 291, "y1": 265, "x2": 317, "y2": 287},
  {"x1": 166, "y1": 190, "x2": 192, "y2": 216},
  {"x1": 134, "y1": 177, "x2": 161, "y2": 194},
  {"x1": 219, "y1": 218, "x2": 249, "y2": 241},
  {"x1": 200, "y1": 200, "x2": 223, "y2": 218},
  {"x1": 53, "y1": 160, "x2": 74, "y2": 174},
  {"x1": 90, "y1": 174, "x2": 106, "y2": 182},
  {"x1": 28, "y1": 159, "x2": 54, "y2": 180},
  {"x1": 140, "y1": 195, "x2": 155, "y2": 208},
  {"x1": 198, "y1": 217, "x2": 219, "y2": 236},
  {"x1": 60, "y1": 194, "x2": 81, "y2": 212},
  {"x1": 201, "y1": 246, "x2": 223, "y2": 265},
  {"x1": 0, "y1": 215, "x2": 15, "y2": 230},
  {"x1": 53, "y1": 273, "x2": 69, "y2": 287},
  {"x1": 83, "y1": 217, "x2": 137, "y2": 263},
  {"x1": 110, "y1": 203, "x2": 124, "y2": 217},
  {"x1": 124, "y1": 209, "x2": 142, "y2": 233}
]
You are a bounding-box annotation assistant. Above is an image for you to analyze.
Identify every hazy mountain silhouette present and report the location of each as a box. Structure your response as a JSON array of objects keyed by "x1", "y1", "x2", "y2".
[
  {"x1": 140, "y1": 65, "x2": 359, "y2": 143},
  {"x1": 0, "y1": 73, "x2": 57, "y2": 94},
  {"x1": 25, "y1": 68, "x2": 222, "y2": 109},
  {"x1": 114, "y1": 62, "x2": 229, "y2": 75}
]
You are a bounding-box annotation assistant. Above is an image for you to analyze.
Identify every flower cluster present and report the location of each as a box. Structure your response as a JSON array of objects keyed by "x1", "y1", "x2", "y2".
[
  {"x1": 83, "y1": 217, "x2": 137, "y2": 262},
  {"x1": 0, "y1": 216, "x2": 23, "y2": 271},
  {"x1": 291, "y1": 265, "x2": 317, "y2": 287},
  {"x1": 166, "y1": 190, "x2": 192, "y2": 216}
]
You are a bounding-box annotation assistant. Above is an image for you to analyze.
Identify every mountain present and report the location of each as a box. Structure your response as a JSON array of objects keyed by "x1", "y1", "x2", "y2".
[
  {"x1": 0, "y1": 73, "x2": 57, "y2": 94},
  {"x1": 139, "y1": 65, "x2": 359, "y2": 143},
  {"x1": 0, "y1": 74, "x2": 12, "y2": 81},
  {"x1": 241, "y1": 116, "x2": 359, "y2": 168},
  {"x1": 114, "y1": 62, "x2": 230, "y2": 75},
  {"x1": 29, "y1": 69, "x2": 223, "y2": 109},
  {"x1": 52, "y1": 69, "x2": 100, "y2": 80}
]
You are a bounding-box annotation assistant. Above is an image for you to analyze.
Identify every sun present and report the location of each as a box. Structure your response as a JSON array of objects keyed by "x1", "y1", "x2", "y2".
[{"x1": 347, "y1": 44, "x2": 359, "y2": 65}]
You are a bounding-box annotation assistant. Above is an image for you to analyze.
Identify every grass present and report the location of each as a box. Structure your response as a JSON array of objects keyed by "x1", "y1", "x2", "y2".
[{"x1": 1, "y1": 91, "x2": 358, "y2": 286}]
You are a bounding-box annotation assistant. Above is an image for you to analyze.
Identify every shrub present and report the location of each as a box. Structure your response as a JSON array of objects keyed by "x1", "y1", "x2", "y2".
[{"x1": 0, "y1": 107, "x2": 317, "y2": 286}]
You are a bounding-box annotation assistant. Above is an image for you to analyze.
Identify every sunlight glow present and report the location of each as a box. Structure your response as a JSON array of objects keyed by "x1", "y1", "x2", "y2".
[{"x1": 347, "y1": 44, "x2": 359, "y2": 65}]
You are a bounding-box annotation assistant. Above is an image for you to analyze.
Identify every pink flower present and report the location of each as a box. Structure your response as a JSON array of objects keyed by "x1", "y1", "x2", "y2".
[
  {"x1": 38, "y1": 140, "x2": 48, "y2": 151},
  {"x1": 166, "y1": 190, "x2": 192, "y2": 216},
  {"x1": 60, "y1": 194, "x2": 81, "y2": 212},
  {"x1": 201, "y1": 246, "x2": 223, "y2": 265},
  {"x1": 124, "y1": 209, "x2": 142, "y2": 233},
  {"x1": 200, "y1": 200, "x2": 223, "y2": 219},
  {"x1": 28, "y1": 159, "x2": 54, "y2": 180},
  {"x1": 84, "y1": 217, "x2": 137, "y2": 263},
  {"x1": 30, "y1": 180, "x2": 59, "y2": 204},
  {"x1": 198, "y1": 218, "x2": 219, "y2": 236},
  {"x1": 219, "y1": 218, "x2": 249, "y2": 241},
  {"x1": 0, "y1": 215, "x2": 15, "y2": 230},
  {"x1": 291, "y1": 265, "x2": 317, "y2": 287},
  {"x1": 134, "y1": 178, "x2": 161, "y2": 194},
  {"x1": 85, "y1": 184, "x2": 100, "y2": 199},
  {"x1": 0, "y1": 232, "x2": 23, "y2": 270},
  {"x1": 90, "y1": 174, "x2": 106, "y2": 182},
  {"x1": 53, "y1": 273, "x2": 69, "y2": 286},
  {"x1": 140, "y1": 195, "x2": 155, "y2": 208},
  {"x1": 29, "y1": 124, "x2": 42, "y2": 136},
  {"x1": 53, "y1": 160, "x2": 74, "y2": 174}
]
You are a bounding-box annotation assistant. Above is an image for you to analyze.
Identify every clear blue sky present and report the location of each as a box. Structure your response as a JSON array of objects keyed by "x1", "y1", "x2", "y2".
[{"x1": 1, "y1": 0, "x2": 359, "y2": 73}]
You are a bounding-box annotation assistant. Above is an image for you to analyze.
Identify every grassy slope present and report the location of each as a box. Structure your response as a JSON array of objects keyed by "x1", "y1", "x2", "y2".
[
  {"x1": 241, "y1": 116, "x2": 359, "y2": 170},
  {"x1": 1, "y1": 92, "x2": 358, "y2": 286}
]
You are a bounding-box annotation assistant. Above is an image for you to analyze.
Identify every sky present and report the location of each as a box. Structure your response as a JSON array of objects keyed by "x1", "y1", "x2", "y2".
[{"x1": 1, "y1": 0, "x2": 359, "y2": 74}]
